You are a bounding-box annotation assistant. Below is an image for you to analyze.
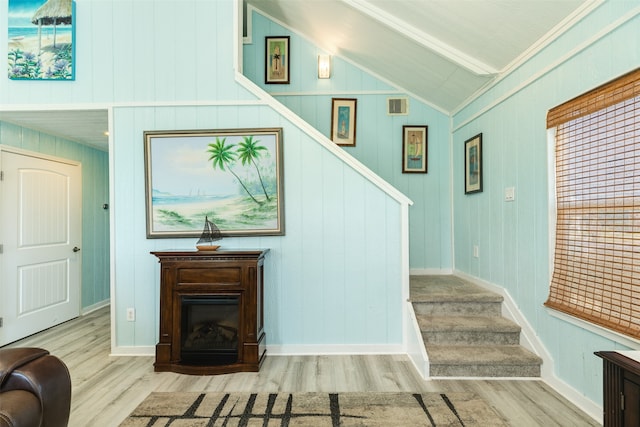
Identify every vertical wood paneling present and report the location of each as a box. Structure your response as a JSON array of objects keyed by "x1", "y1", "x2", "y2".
[
  {"x1": 1, "y1": 0, "x2": 408, "y2": 352},
  {"x1": 452, "y1": 1, "x2": 640, "y2": 405},
  {"x1": 245, "y1": 11, "x2": 452, "y2": 271},
  {"x1": 112, "y1": 95, "x2": 407, "y2": 348}
]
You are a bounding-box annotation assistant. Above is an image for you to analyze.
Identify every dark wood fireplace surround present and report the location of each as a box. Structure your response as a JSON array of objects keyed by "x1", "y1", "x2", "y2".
[{"x1": 151, "y1": 249, "x2": 267, "y2": 375}]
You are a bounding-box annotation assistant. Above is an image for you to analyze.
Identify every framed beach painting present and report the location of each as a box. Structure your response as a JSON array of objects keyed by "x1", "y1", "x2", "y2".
[
  {"x1": 144, "y1": 128, "x2": 285, "y2": 238},
  {"x1": 8, "y1": 0, "x2": 76, "y2": 80},
  {"x1": 331, "y1": 98, "x2": 357, "y2": 146},
  {"x1": 464, "y1": 133, "x2": 483, "y2": 194},
  {"x1": 402, "y1": 125, "x2": 428, "y2": 173},
  {"x1": 265, "y1": 36, "x2": 289, "y2": 84}
]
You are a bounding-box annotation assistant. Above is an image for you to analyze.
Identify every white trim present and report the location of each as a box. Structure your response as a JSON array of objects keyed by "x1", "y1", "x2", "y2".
[
  {"x1": 108, "y1": 107, "x2": 117, "y2": 356},
  {"x1": 409, "y1": 268, "x2": 453, "y2": 276},
  {"x1": 0, "y1": 144, "x2": 81, "y2": 167},
  {"x1": 546, "y1": 308, "x2": 640, "y2": 350},
  {"x1": 344, "y1": 0, "x2": 497, "y2": 76},
  {"x1": 268, "y1": 90, "x2": 406, "y2": 97},
  {"x1": 547, "y1": 128, "x2": 557, "y2": 276},
  {"x1": 81, "y1": 299, "x2": 110, "y2": 316},
  {"x1": 543, "y1": 372, "x2": 602, "y2": 424},
  {"x1": 497, "y1": 0, "x2": 605, "y2": 77},
  {"x1": 452, "y1": 4, "x2": 640, "y2": 130},
  {"x1": 110, "y1": 346, "x2": 155, "y2": 357},
  {"x1": 234, "y1": 72, "x2": 413, "y2": 207},
  {"x1": 405, "y1": 301, "x2": 430, "y2": 379},
  {"x1": 245, "y1": 5, "x2": 449, "y2": 115},
  {"x1": 266, "y1": 344, "x2": 405, "y2": 356}
]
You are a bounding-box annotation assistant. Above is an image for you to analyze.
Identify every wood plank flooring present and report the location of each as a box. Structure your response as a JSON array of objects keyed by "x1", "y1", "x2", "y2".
[{"x1": 5, "y1": 306, "x2": 600, "y2": 426}]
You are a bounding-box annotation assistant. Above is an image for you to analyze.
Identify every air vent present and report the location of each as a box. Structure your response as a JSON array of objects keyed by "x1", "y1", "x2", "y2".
[{"x1": 387, "y1": 97, "x2": 408, "y2": 115}]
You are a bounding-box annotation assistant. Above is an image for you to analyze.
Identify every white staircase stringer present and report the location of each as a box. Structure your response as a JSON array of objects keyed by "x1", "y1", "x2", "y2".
[{"x1": 406, "y1": 301, "x2": 430, "y2": 379}]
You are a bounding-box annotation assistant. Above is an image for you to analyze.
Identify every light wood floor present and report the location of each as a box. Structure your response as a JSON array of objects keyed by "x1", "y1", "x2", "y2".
[{"x1": 6, "y1": 306, "x2": 599, "y2": 426}]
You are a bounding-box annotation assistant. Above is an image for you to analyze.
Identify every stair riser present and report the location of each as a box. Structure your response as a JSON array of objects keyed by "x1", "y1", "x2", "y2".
[
  {"x1": 422, "y1": 331, "x2": 520, "y2": 346},
  {"x1": 429, "y1": 363, "x2": 541, "y2": 378},
  {"x1": 413, "y1": 301, "x2": 502, "y2": 317}
]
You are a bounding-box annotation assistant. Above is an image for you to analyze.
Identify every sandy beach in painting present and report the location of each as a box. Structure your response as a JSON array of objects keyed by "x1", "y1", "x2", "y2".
[
  {"x1": 9, "y1": 33, "x2": 72, "y2": 54},
  {"x1": 152, "y1": 195, "x2": 278, "y2": 233}
]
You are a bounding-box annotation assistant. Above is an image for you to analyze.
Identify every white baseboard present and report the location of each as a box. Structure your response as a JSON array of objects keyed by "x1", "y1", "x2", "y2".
[
  {"x1": 81, "y1": 299, "x2": 110, "y2": 315},
  {"x1": 109, "y1": 344, "x2": 404, "y2": 357},
  {"x1": 110, "y1": 346, "x2": 155, "y2": 356},
  {"x1": 409, "y1": 268, "x2": 453, "y2": 275},
  {"x1": 265, "y1": 344, "x2": 404, "y2": 355},
  {"x1": 544, "y1": 375, "x2": 602, "y2": 423}
]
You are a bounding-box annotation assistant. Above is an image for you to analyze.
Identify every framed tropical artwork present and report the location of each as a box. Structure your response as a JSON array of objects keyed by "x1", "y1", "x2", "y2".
[
  {"x1": 330, "y1": 98, "x2": 357, "y2": 146},
  {"x1": 265, "y1": 36, "x2": 289, "y2": 84},
  {"x1": 8, "y1": 0, "x2": 76, "y2": 80},
  {"x1": 144, "y1": 128, "x2": 285, "y2": 238},
  {"x1": 402, "y1": 125, "x2": 427, "y2": 173},
  {"x1": 464, "y1": 133, "x2": 483, "y2": 194}
]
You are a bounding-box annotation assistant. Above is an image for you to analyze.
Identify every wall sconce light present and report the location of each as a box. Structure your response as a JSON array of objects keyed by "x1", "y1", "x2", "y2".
[{"x1": 318, "y1": 54, "x2": 331, "y2": 79}]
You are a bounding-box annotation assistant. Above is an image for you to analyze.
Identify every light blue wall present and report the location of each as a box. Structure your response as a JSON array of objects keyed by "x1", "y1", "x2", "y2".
[
  {"x1": 243, "y1": 10, "x2": 452, "y2": 272},
  {"x1": 452, "y1": 1, "x2": 640, "y2": 403},
  {"x1": 0, "y1": 122, "x2": 109, "y2": 309},
  {"x1": 0, "y1": 0, "x2": 407, "y2": 350}
]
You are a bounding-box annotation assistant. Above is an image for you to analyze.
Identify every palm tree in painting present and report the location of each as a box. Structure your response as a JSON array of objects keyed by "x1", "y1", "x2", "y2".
[
  {"x1": 207, "y1": 137, "x2": 261, "y2": 205},
  {"x1": 237, "y1": 136, "x2": 271, "y2": 201}
]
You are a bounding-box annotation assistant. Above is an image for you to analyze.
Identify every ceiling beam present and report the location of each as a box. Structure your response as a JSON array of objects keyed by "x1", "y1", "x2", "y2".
[{"x1": 344, "y1": 0, "x2": 498, "y2": 76}]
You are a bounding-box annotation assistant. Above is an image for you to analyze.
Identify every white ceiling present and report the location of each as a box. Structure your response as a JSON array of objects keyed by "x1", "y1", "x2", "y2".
[
  {"x1": 0, "y1": 109, "x2": 109, "y2": 151},
  {"x1": 1, "y1": 0, "x2": 595, "y2": 151},
  {"x1": 247, "y1": 0, "x2": 593, "y2": 112}
]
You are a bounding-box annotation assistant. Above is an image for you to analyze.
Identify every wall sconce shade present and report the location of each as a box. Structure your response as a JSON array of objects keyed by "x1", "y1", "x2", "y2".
[{"x1": 318, "y1": 54, "x2": 331, "y2": 79}]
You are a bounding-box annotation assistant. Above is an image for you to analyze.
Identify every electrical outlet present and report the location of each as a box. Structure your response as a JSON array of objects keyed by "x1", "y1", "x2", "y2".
[
  {"x1": 473, "y1": 245, "x2": 479, "y2": 258},
  {"x1": 126, "y1": 308, "x2": 135, "y2": 322}
]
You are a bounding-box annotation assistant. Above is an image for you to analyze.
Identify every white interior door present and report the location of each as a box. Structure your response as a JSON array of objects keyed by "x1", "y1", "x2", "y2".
[{"x1": 0, "y1": 148, "x2": 81, "y2": 346}]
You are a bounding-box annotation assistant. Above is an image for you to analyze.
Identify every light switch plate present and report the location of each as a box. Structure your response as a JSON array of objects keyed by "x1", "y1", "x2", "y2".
[{"x1": 505, "y1": 187, "x2": 515, "y2": 201}]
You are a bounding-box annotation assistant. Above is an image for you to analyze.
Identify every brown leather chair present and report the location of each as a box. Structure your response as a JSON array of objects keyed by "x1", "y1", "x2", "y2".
[{"x1": 0, "y1": 347, "x2": 71, "y2": 427}]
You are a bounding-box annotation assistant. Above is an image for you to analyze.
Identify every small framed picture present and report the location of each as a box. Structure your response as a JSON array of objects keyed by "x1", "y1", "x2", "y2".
[
  {"x1": 265, "y1": 36, "x2": 289, "y2": 84},
  {"x1": 402, "y1": 125, "x2": 428, "y2": 173},
  {"x1": 464, "y1": 133, "x2": 483, "y2": 194},
  {"x1": 331, "y1": 98, "x2": 357, "y2": 146}
]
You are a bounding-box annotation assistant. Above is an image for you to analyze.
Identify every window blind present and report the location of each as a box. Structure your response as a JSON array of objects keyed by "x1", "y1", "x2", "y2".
[{"x1": 545, "y1": 69, "x2": 640, "y2": 339}]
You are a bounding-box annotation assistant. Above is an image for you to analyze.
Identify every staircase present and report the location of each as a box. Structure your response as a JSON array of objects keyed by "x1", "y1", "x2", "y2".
[{"x1": 410, "y1": 275, "x2": 542, "y2": 378}]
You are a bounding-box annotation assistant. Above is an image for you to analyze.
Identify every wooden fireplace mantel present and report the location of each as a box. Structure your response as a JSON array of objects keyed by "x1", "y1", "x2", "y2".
[{"x1": 151, "y1": 249, "x2": 268, "y2": 375}]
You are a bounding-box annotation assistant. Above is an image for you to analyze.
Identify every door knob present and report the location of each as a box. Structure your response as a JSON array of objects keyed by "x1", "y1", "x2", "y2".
[{"x1": 73, "y1": 246, "x2": 81, "y2": 252}]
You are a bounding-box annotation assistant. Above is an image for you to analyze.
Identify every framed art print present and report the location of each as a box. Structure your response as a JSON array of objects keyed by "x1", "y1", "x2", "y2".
[
  {"x1": 331, "y1": 98, "x2": 357, "y2": 146},
  {"x1": 402, "y1": 125, "x2": 427, "y2": 173},
  {"x1": 8, "y1": 0, "x2": 76, "y2": 80},
  {"x1": 265, "y1": 36, "x2": 289, "y2": 84},
  {"x1": 144, "y1": 128, "x2": 285, "y2": 238},
  {"x1": 464, "y1": 133, "x2": 483, "y2": 194}
]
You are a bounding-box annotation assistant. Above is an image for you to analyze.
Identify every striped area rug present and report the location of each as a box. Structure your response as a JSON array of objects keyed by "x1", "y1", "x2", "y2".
[{"x1": 120, "y1": 391, "x2": 508, "y2": 426}]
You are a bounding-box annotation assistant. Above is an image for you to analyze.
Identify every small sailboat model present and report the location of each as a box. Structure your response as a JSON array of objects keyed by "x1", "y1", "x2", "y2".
[{"x1": 196, "y1": 216, "x2": 222, "y2": 251}]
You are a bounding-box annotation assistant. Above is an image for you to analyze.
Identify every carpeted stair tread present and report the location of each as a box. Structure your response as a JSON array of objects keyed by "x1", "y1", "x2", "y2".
[
  {"x1": 426, "y1": 344, "x2": 542, "y2": 366},
  {"x1": 427, "y1": 344, "x2": 542, "y2": 377},
  {"x1": 417, "y1": 315, "x2": 521, "y2": 333},
  {"x1": 410, "y1": 275, "x2": 503, "y2": 303},
  {"x1": 411, "y1": 275, "x2": 543, "y2": 378}
]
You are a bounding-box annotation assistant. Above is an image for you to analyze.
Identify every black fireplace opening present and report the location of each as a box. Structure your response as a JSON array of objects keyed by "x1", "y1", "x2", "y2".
[{"x1": 181, "y1": 296, "x2": 239, "y2": 365}]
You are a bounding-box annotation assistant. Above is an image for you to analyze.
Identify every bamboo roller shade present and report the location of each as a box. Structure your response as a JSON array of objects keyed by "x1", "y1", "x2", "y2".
[{"x1": 545, "y1": 68, "x2": 640, "y2": 339}]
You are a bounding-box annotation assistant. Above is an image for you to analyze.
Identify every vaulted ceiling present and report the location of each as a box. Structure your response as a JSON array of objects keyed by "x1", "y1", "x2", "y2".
[
  {"x1": 0, "y1": 0, "x2": 596, "y2": 150},
  {"x1": 246, "y1": 0, "x2": 593, "y2": 113}
]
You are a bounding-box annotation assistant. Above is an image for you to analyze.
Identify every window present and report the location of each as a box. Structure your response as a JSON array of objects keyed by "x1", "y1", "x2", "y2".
[{"x1": 545, "y1": 69, "x2": 640, "y2": 339}]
